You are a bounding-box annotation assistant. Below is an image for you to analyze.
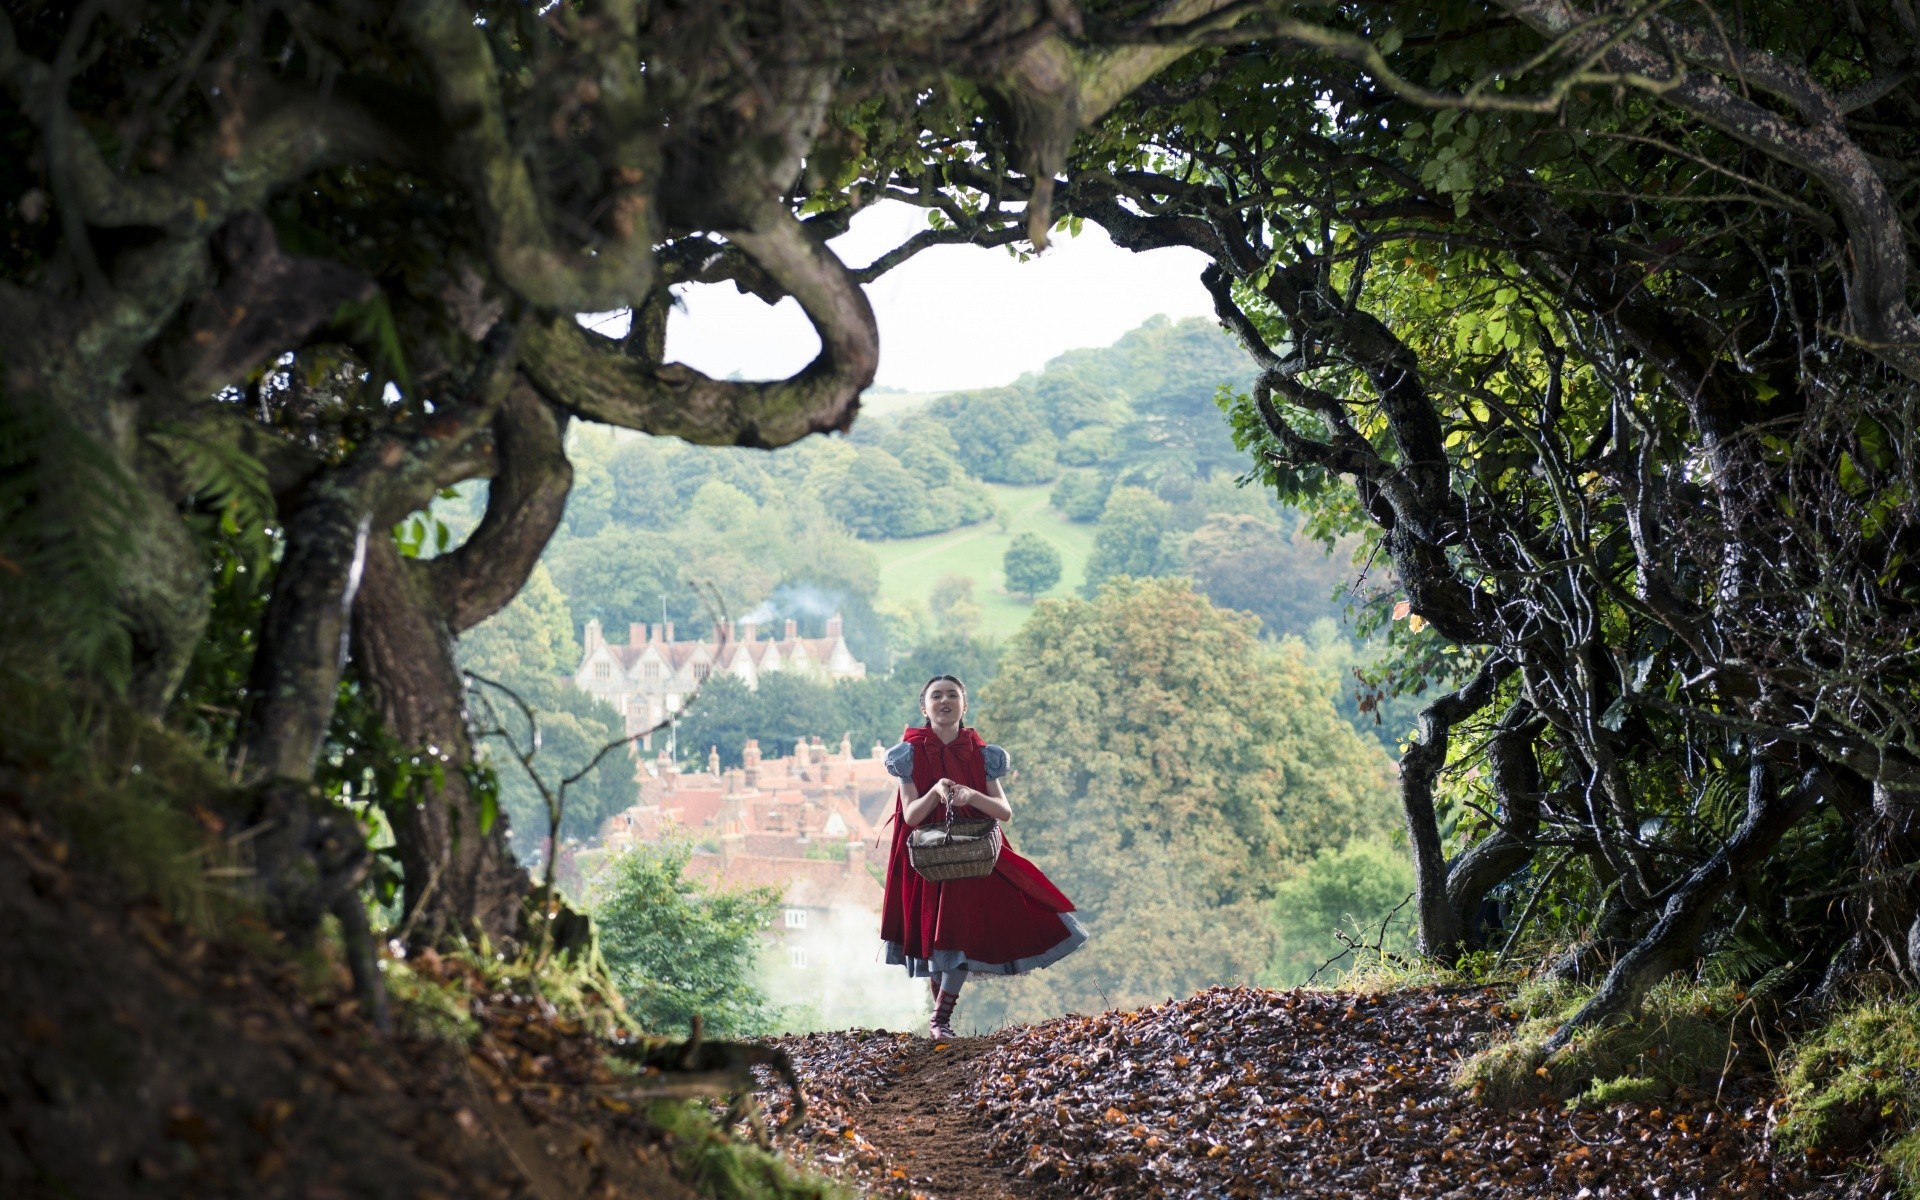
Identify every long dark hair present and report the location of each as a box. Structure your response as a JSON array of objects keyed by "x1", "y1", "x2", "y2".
[{"x1": 919, "y1": 674, "x2": 966, "y2": 728}]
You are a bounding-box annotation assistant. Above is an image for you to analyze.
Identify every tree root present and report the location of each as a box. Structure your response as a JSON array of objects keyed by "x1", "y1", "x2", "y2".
[{"x1": 606, "y1": 1014, "x2": 807, "y2": 1145}]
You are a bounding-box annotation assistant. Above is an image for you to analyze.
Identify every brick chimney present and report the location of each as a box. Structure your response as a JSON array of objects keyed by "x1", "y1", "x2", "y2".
[
  {"x1": 664, "y1": 621, "x2": 675, "y2": 642},
  {"x1": 629, "y1": 622, "x2": 645, "y2": 647},
  {"x1": 783, "y1": 617, "x2": 797, "y2": 641},
  {"x1": 826, "y1": 612, "x2": 843, "y2": 639},
  {"x1": 742, "y1": 620, "x2": 758, "y2": 643},
  {"x1": 584, "y1": 618, "x2": 603, "y2": 650}
]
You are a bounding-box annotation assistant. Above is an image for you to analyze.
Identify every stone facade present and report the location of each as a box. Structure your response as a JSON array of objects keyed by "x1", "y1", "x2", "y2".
[{"x1": 572, "y1": 614, "x2": 866, "y2": 739}]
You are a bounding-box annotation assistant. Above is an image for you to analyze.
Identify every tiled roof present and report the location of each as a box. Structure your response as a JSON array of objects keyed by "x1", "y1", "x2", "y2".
[{"x1": 683, "y1": 854, "x2": 881, "y2": 911}]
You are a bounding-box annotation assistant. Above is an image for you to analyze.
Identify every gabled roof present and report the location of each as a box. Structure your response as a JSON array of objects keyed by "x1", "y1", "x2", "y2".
[{"x1": 603, "y1": 631, "x2": 851, "y2": 675}]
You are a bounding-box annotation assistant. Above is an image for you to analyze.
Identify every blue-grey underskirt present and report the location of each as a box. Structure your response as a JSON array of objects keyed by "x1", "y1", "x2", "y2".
[{"x1": 883, "y1": 912, "x2": 1089, "y2": 978}]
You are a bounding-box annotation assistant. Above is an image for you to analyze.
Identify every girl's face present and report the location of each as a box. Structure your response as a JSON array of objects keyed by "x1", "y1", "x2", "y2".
[{"x1": 922, "y1": 680, "x2": 965, "y2": 727}]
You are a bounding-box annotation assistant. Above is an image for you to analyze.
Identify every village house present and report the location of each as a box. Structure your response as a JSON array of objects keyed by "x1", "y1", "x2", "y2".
[
  {"x1": 600, "y1": 735, "x2": 913, "y2": 1022},
  {"x1": 571, "y1": 615, "x2": 867, "y2": 741}
]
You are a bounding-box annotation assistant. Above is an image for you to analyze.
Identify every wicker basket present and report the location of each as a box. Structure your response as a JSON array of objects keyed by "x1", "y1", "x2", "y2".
[{"x1": 907, "y1": 801, "x2": 1001, "y2": 882}]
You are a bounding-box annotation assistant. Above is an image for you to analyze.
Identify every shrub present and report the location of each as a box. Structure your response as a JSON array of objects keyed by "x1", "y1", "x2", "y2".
[
  {"x1": 589, "y1": 844, "x2": 782, "y2": 1037},
  {"x1": 1455, "y1": 978, "x2": 1757, "y2": 1109},
  {"x1": 1776, "y1": 999, "x2": 1920, "y2": 1163}
]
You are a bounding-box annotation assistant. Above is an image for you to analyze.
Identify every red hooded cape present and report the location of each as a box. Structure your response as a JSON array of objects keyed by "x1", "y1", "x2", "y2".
[{"x1": 879, "y1": 725, "x2": 1078, "y2": 970}]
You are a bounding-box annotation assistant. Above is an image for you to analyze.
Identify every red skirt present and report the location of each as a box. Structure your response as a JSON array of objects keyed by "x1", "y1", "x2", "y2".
[{"x1": 880, "y1": 805, "x2": 1087, "y2": 977}]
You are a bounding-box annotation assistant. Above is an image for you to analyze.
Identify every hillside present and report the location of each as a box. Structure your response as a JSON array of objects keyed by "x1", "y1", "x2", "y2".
[
  {"x1": 11, "y1": 788, "x2": 1890, "y2": 1200},
  {"x1": 866, "y1": 484, "x2": 1096, "y2": 640},
  {"x1": 504, "y1": 313, "x2": 1353, "y2": 680}
]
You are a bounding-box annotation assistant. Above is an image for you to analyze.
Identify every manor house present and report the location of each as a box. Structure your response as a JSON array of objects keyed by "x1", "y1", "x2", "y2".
[{"x1": 572, "y1": 614, "x2": 867, "y2": 739}]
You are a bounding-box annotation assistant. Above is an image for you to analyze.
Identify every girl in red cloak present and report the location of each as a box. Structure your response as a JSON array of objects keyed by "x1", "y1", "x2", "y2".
[{"x1": 880, "y1": 674, "x2": 1087, "y2": 1038}]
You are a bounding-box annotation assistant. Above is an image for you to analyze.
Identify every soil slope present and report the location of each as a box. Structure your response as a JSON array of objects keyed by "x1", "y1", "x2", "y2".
[{"x1": 0, "y1": 792, "x2": 770, "y2": 1200}]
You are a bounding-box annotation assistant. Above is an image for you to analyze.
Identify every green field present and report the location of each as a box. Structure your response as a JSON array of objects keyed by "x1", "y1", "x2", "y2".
[{"x1": 868, "y1": 483, "x2": 1096, "y2": 639}]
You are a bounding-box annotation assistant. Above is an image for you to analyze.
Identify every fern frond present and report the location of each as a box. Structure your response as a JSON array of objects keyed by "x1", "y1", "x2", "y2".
[
  {"x1": 147, "y1": 423, "x2": 277, "y2": 571},
  {"x1": 0, "y1": 390, "x2": 139, "y2": 690}
]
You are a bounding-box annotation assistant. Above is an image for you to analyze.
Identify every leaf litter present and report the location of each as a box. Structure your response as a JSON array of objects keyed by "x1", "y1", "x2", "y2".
[{"x1": 758, "y1": 985, "x2": 1898, "y2": 1199}]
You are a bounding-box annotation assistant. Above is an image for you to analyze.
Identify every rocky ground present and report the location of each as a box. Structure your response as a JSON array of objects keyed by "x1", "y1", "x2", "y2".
[{"x1": 761, "y1": 988, "x2": 1897, "y2": 1200}]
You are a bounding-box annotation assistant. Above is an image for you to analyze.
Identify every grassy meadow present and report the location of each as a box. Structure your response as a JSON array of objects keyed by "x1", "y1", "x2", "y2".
[{"x1": 868, "y1": 483, "x2": 1096, "y2": 639}]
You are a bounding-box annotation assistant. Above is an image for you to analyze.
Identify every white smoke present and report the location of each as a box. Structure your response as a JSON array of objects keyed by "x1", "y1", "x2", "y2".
[
  {"x1": 739, "y1": 583, "x2": 847, "y2": 633},
  {"x1": 761, "y1": 902, "x2": 927, "y2": 1033}
]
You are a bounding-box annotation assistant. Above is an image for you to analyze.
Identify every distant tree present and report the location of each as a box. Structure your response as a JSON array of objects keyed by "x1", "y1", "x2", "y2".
[
  {"x1": 670, "y1": 675, "x2": 764, "y2": 771},
  {"x1": 928, "y1": 574, "x2": 982, "y2": 637},
  {"x1": 1082, "y1": 486, "x2": 1182, "y2": 594},
  {"x1": 819, "y1": 447, "x2": 935, "y2": 539},
  {"x1": 466, "y1": 674, "x2": 633, "y2": 858},
  {"x1": 685, "y1": 480, "x2": 760, "y2": 537},
  {"x1": 893, "y1": 633, "x2": 1003, "y2": 713},
  {"x1": 1033, "y1": 372, "x2": 1131, "y2": 436},
  {"x1": 546, "y1": 527, "x2": 691, "y2": 630},
  {"x1": 1263, "y1": 840, "x2": 1416, "y2": 987},
  {"x1": 604, "y1": 439, "x2": 678, "y2": 530},
  {"x1": 458, "y1": 564, "x2": 579, "y2": 680},
  {"x1": 929, "y1": 575, "x2": 975, "y2": 620},
  {"x1": 590, "y1": 844, "x2": 780, "y2": 1037},
  {"x1": 1185, "y1": 514, "x2": 1352, "y2": 638},
  {"x1": 928, "y1": 388, "x2": 1060, "y2": 484},
  {"x1": 966, "y1": 577, "x2": 1398, "y2": 1028},
  {"x1": 831, "y1": 674, "x2": 922, "y2": 750},
  {"x1": 1003, "y1": 533, "x2": 1063, "y2": 599},
  {"x1": 1050, "y1": 469, "x2": 1113, "y2": 522},
  {"x1": 1058, "y1": 425, "x2": 1123, "y2": 467}
]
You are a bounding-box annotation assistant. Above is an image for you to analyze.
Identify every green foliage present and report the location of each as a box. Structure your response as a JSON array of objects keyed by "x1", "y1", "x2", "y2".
[
  {"x1": 1777, "y1": 1000, "x2": 1920, "y2": 1165},
  {"x1": 672, "y1": 646, "x2": 1000, "y2": 770},
  {"x1": 465, "y1": 672, "x2": 634, "y2": 857},
  {"x1": 965, "y1": 577, "x2": 1399, "y2": 1027},
  {"x1": 811, "y1": 436, "x2": 993, "y2": 539},
  {"x1": 1264, "y1": 839, "x2": 1415, "y2": 987},
  {"x1": 1003, "y1": 531, "x2": 1063, "y2": 599},
  {"x1": 459, "y1": 563, "x2": 579, "y2": 679},
  {"x1": 1455, "y1": 979, "x2": 1754, "y2": 1109},
  {"x1": 0, "y1": 393, "x2": 138, "y2": 691},
  {"x1": 1081, "y1": 486, "x2": 1182, "y2": 594},
  {"x1": 646, "y1": 1100, "x2": 849, "y2": 1200},
  {"x1": 565, "y1": 456, "x2": 615, "y2": 538},
  {"x1": 0, "y1": 672, "x2": 245, "y2": 933},
  {"x1": 927, "y1": 572, "x2": 982, "y2": 636},
  {"x1": 926, "y1": 387, "x2": 1059, "y2": 484},
  {"x1": 589, "y1": 844, "x2": 781, "y2": 1038},
  {"x1": 1050, "y1": 468, "x2": 1113, "y2": 522},
  {"x1": 1185, "y1": 513, "x2": 1352, "y2": 638}
]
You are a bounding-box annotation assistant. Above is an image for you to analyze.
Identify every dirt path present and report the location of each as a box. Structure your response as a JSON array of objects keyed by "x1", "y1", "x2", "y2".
[
  {"x1": 852, "y1": 1037, "x2": 1032, "y2": 1200},
  {"x1": 768, "y1": 989, "x2": 1894, "y2": 1200}
]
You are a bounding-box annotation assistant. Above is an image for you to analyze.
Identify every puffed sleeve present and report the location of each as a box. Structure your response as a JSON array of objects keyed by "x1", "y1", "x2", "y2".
[
  {"x1": 981, "y1": 744, "x2": 1011, "y2": 781},
  {"x1": 883, "y1": 741, "x2": 916, "y2": 781}
]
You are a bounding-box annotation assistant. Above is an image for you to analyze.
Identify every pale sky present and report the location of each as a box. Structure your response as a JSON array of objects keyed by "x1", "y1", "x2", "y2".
[{"x1": 649, "y1": 201, "x2": 1216, "y2": 394}]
